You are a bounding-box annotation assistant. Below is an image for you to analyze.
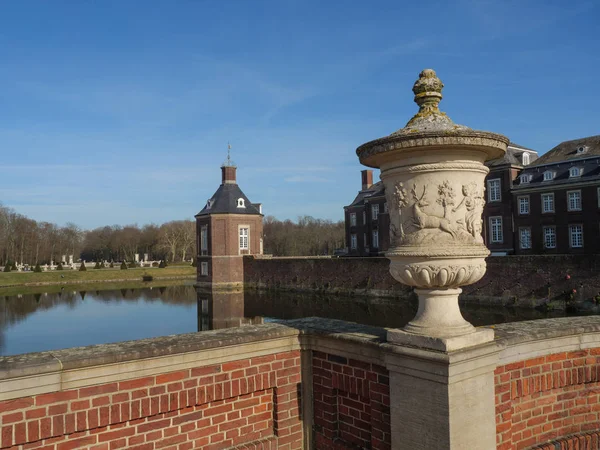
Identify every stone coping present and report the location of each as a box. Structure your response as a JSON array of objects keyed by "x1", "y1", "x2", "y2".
[{"x1": 2, "y1": 316, "x2": 600, "y2": 382}]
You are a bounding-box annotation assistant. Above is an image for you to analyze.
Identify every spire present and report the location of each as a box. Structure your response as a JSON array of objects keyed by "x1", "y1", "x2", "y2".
[{"x1": 223, "y1": 142, "x2": 236, "y2": 168}]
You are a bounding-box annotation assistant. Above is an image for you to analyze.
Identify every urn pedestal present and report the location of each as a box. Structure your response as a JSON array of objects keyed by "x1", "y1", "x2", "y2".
[{"x1": 357, "y1": 69, "x2": 508, "y2": 351}]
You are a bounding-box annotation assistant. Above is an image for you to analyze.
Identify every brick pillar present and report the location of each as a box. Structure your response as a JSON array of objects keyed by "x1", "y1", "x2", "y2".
[
  {"x1": 221, "y1": 165, "x2": 237, "y2": 184},
  {"x1": 385, "y1": 341, "x2": 499, "y2": 449}
]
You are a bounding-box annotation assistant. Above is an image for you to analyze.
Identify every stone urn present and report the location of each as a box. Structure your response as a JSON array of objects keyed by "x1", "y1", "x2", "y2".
[{"x1": 356, "y1": 69, "x2": 508, "y2": 350}]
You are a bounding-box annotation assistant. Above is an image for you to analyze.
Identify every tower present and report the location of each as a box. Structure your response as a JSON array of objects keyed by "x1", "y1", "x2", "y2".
[{"x1": 195, "y1": 147, "x2": 263, "y2": 287}]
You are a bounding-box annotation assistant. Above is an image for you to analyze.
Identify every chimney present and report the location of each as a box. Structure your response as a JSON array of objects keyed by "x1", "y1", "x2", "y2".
[
  {"x1": 361, "y1": 170, "x2": 373, "y2": 190},
  {"x1": 221, "y1": 165, "x2": 237, "y2": 184}
]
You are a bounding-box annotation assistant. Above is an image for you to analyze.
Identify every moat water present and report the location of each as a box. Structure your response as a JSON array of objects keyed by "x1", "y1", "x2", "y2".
[{"x1": 0, "y1": 284, "x2": 577, "y2": 356}]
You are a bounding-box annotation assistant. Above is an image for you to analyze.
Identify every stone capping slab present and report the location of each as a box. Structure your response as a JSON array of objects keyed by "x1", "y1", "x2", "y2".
[{"x1": 0, "y1": 323, "x2": 299, "y2": 381}]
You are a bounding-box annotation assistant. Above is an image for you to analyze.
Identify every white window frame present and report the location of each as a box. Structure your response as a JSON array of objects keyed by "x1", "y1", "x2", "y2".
[
  {"x1": 543, "y1": 171, "x2": 554, "y2": 181},
  {"x1": 569, "y1": 224, "x2": 583, "y2": 248},
  {"x1": 200, "y1": 262, "x2": 208, "y2": 276},
  {"x1": 350, "y1": 212, "x2": 357, "y2": 227},
  {"x1": 522, "y1": 153, "x2": 530, "y2": 166},
  {"x1": 543, "y1": 226, "x2": 556, "y2": 249},
  {"x1": 350, "y1": 234, "x2": 357, "y2": 250},
  {"x1": 237, "y1": 198, "x2": 246, "y2": 208},
  {"x1": 200, "y1": 225, "x2": 208, "y2": 255},
  {"x1": 239, "y1": 227, "x2": 249, "y2": 251},
  {"x1": 519, "y1": 174, "x2": 532, "y2": 184},
  {"x1": 541, "y1": 193, "x2": 554, "y2": 214},
  {"x1": 489, "y1": 216, "x2": 503, "y2": 244},
  {"x1": 372, "y1": 230, "x2": 379, "y2": 249},
  {"x1": 487, "y1": 179, "x2": 501, "y2": 202},
  {"x1": 519, "y1": 227, "x2": 532, "y2": 250},
  {"x1": 567, "y1": 190, "x2": 582, "y2": 211},
  {"x1": 569, "y1": 167, "x2": 582, "y2": 178},
  {"x1": 371, "y1": 204, "x2": 379, "y2": 220},
  {"x1": 518, "y1": 196, "x2": 530, "y2": 215}
]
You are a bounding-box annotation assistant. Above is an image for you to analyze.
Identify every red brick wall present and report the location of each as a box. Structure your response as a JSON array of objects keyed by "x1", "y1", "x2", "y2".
[
  {"x1": 495, "y1": 349, "x2": 600, "y2": 450},
  {"x1": 312, "y1": 351, "x2": 391, "y2": 450},
  {"x1": 0, "y1": 352, "x2": 302, "y2": 450}
]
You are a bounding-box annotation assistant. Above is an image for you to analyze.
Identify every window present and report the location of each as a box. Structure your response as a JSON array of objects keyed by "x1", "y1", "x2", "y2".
[
  {"x1": 569, "y1": 167, "x2": 582, "y2": 178},
  {"x1": 522, "y1": 153, "x2": 530, "y2": 166},
  {"x1": 543, "y1": 227, "x2": 556, "y2": 249},
  {"x1": 519, "y1": 173, "x2": 532, "y2": 184},
  {"x1": 372, "y1": 230, "x2": 379, "y2": 248},
  {"x1": 519, "y1": 228, "x2": 531, "y2": 250},
  {"x1": 239, "y1": 227, "x2": 249, "y2": 250},
  {"x1": 518, "y1": 196, "x2": 530, "y2": 215},
  {"x1": 372, "y1": 204, "x2": 379, "y2": 220},
  {"x1": 489, "y1": 217, "x2": 503, "y2": 243},
  {"x1": 541, "y1": 193, "x2": 554, "y2": 213},
  {"x1": 576, "y1": 146, "x2": 587, "y2": 154},
  {"x1": 543, "y1": 171, "x2": 554, "y2": 181},
  {"x1": 350, "y1": 234, "x2": 357, "y2": 250},
  {"x1": 200, "y1": 262, "x2": 208, "y2": 276},
  {"x1": 206, "y1": 199, "x2": 212, "y2": 209},
  {"x1": 487, "y1": 179, "x2": 501, "y2": 202},
  {"x1": 567, "y1": 190, "x2": 582, "y2": 211},
  {"x1": 350, "y1": 212, "x2": 357, "y2": 227},
  {"x1": 362, "y1": 211, "x2": 366, "y2": 224},
  {"x1": 384, "y1": 202, "x2": 388, "y2": 213},
  {"x1": 363, "y1": 233, "x2": 367, "y2": 248},
  {"x1": 200, "y1": 225, "x2": 208, "y2": 255},
  {"x1": 237, "y1": 198, "x2": 246, "y2": 208},
  {"x1": 569, "y1": 225, "x2": 583, "y2": 248}
]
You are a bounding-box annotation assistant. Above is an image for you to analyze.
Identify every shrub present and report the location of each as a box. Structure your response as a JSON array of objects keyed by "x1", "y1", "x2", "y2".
[
  {"x1": 120, "y1": 261, "x2": 128, "y2": 270},
  {"x1": 3, "y1": 262, "x2": 11, "y2": 272},
  {"x1": 79, "y1": 261, "x2": 87, "y2": 271},
  {"x1": 34, "y1": 263, "x2": 42, "y2": 273},
  {"x1": 109, "y1": 261, "x2": 114, "y2": 268},
  {"x1": 11, "y1": 261, "x2": 17, "y2": 271},
  {"x1": 56, "y1": 262, "x2": 63, "y2": 270},
  {"x1": 99, "y1": 261, "x2": 105, "y2": 269},
  {"x1": 158, "y1": 260, "x2": 166, "y2": 268},
  {"x1": 94, "y1": 261, "x2": 101, "y2": 269}
]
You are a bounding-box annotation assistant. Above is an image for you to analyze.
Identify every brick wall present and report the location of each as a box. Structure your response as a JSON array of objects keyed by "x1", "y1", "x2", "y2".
[
  {"x1": 244, "y1": 255, "x2": 600, "y2": 308},
  {"x1": 495, "y1": 349, "x2": 600, "y2": 450},
  {"x1": 0, "y1": 352, "x2": 302, "y2": 450},
  {"x1": 312, "y1": 351, "x2": 391, "y2": 450}
]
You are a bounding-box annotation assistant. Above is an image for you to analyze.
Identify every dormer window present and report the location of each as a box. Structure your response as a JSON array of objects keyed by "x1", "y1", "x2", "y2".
[
  {"x1": 569, "y1": 167, "x2": 582, "y2": 178},
  {"x1": 206, "y1": 199, "x2": 213, "y2": 209},
  {"x1": 237, "y1": 198, "x2": 246, "y2": 208},
  {"x1": 543, "y1": 171, "x2": 555, "y2": 181},
  {"x1": 522, "y1": 153, "x2": 530, "y2": 166},
  {"x1": 520, "y1": 174, "x2": 532, "y2": 184},
  {"x1": 576, "y1": 146, "x2": 587, "y2": 154}
]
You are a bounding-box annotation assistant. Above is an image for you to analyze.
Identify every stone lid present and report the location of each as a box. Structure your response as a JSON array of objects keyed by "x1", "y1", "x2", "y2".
[{"x1": 357, "y1": 69, "x2": 508, "y2": 168}]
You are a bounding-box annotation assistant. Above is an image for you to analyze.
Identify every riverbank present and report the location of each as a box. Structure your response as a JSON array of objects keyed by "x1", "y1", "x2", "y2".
[{"x1": 0, "y1": 266, "x2": 196, "y2": 296}]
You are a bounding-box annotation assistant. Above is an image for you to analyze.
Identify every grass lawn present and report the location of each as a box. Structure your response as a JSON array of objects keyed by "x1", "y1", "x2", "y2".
[{"x1": 0, "y1": 266, "x2": 196, "y2": 289}]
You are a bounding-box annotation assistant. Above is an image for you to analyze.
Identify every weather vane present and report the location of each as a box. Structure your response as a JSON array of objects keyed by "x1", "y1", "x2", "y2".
[{"x1": 227, "y1": 142, "x2": 232, "y2": 166}]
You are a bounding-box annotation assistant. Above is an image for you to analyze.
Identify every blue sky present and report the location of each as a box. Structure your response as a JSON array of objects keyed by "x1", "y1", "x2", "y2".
[{"x1": 0, "y1": 0, "x2": 598, "y2": 229}]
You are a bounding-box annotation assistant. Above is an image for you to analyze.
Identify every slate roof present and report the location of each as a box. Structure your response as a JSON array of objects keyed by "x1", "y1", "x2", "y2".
[
  {"x1": 529, "y1": 135, "x2": 600, "y2": 166},
  {"x1": 345, "y1": 181, "x2": 385, "y2": 208},
  {"x1": 513, "y1": 155, "x2": 600, "y2": 191},
  {"x1": 195, "y1": 183, "x2": 262, "y2": 217},
  {"x1": 486, "y1": 143, "x2": 538, "y2": 168}
]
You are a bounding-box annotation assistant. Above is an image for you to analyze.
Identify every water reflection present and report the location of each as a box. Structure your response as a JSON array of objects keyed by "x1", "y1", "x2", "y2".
[{"x1": 0, "y1": 285, "x2": 573, "y2": 356}]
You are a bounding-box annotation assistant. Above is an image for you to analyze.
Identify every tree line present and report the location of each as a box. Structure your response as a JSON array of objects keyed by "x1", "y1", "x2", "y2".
[
  {"x1": 0, "y1": 203, "x2": 195, "y2": 265},
  {"x1": 0, "y1": 204, "x2": 346, "y2": 265},
  {"x1": 263, "y1": 215, "x2": 345, "y2": 256}
]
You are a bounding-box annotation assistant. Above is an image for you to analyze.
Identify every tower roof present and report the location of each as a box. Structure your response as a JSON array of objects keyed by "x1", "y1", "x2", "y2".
[{"x1": 196, "y1": 183, "x2": 262, "y2": 217}]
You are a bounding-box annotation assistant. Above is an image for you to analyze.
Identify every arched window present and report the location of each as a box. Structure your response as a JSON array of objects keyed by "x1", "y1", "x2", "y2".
[
  {"x1": 522, "y1": 153, "x2": 530, "y2": 166},
  {"x1": 237, "y1": 198, "x2": 246, "y2": 208}
]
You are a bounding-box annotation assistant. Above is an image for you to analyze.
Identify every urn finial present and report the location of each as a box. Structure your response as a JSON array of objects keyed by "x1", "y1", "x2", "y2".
[{"x1": 412, "y1": 69, "x2": 443, "y2": 112}]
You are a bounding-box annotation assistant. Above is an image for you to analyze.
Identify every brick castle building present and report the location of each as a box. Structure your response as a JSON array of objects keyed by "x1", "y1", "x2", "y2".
[{"x1": 196, "y1": 156, "x2": 263, "y2": 285}]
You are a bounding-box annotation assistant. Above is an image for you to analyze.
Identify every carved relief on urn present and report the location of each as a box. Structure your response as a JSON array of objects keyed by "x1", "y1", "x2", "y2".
[{"x1": 356, "y1": 69, "x2": 508, "y2": 348}]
